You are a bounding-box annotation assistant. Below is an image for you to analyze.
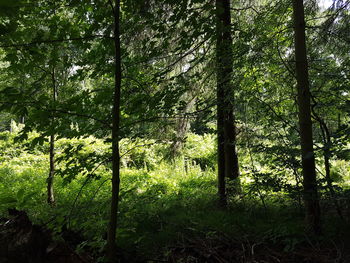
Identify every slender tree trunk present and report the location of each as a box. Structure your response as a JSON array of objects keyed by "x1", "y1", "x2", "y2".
[
  {"x1": 323, "y1": 146, "x2": 343, "y2": 219},
  {"x1": 47, "y1": 134, "x2": 55, "y2": 205},
  {"x1": 106, "y1": 0, "x2": 121, "y2": 261},
  {"x1": 47, "y1": 67, "x2": 57, "y2": 206},
  {"x1": 311, "y1": 96, "x2": 343, "y2": 219},
  {"x1": 292, "y1": 0, "x2": 321, "y2": 234},
  {"x1": 170, "y1": 97, "x2": 195, "y2": 159},
  {"x1": 318, "y1": 117, "x2": 344, "y2": 220},
  {"x1": 9, "y1": 119, "x2": 13, "y2": 133},
  {"x1": 216, "y1": 0, "x2": 239, "y2": 206},
  {"x1": 19, "y1": 116, "x2": 25, "y2": 124}
]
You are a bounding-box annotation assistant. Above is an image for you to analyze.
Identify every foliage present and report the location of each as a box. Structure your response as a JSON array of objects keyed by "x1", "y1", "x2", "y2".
[
  {"x1": 0, "y1": 132, "x2": 349, "y2": 259},
  {"x1": 0, "y1": 0, "x2": 349, "y2": 260}
]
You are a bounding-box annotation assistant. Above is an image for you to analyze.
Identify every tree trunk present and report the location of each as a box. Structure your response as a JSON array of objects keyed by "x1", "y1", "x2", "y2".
[
  {"x1": 170, "y1": 97, "x2": 195, "y2": 159},
  {"x1": 47, "y1": 67, "x2": 57, "y2": 206},
  {"x1": 106, "y1": 0, "x2": 121, "y2": 261},
  {"x1": 323, "y1": 145, "x2": 343, "y2": 220},
  {"x1": 216, "y1": 0, "x2": 239, "y2": 206},
  {"x1": 317, "y1": 116, "x2": 344, "y2": 220},
  {"x1": 9, "y1": 119, "x2": 13, "y2": 133},
  {"x1": 292, "y1": 0, "x2": 321, "y2": 234},
  {"x1": 47, "y1": 134, "x2": 55, "y2": 205},
  {"x1": 19, "y1": 116, "x2": 25, "y2": 124}
]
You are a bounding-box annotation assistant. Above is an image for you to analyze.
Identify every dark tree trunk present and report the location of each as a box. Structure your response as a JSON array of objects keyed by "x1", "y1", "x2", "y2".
[
  {"x1": 217, "y1": 86, "x2": 226, "y2": 207},
  {"x1": 106, "y1": 0, "x2": 121, "y2": 261},
  {"x1": 216, "y1": 0, "x2": 239, "y2": 206},
  {"x1": 292, "y1": 0, "x2": 321, "y2": 234},
  {"x1": 47, "y1": 67, "x2": 57, "y2": 206}
]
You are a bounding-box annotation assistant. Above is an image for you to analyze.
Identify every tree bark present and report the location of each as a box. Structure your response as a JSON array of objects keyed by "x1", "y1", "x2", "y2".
[
  {"x1": 216, "y1": 0, "x2": 239, "y2": 206},
  {"x1": 292, "y1": 0, "x2": 321, "y2": 234},
  {"x1": 106, "y1": 0, "x2": 121, "y2": 261},
  {"x1": 47, "y1": 67, "x2": 57, "y2": 206}
]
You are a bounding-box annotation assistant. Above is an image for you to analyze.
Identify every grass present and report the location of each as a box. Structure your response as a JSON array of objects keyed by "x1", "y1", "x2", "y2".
[{"x1": 0, "y1": 131, "x2": 349, "y2": 261}]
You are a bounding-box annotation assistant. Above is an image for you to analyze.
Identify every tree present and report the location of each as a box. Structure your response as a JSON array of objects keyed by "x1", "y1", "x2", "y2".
[
  {"x1": 106, "y1": 0, "x2": 121, "y2": 261},
  {"x1": 0, "y1": 1, "x2": 85, "y2": 206},
  {"x1": 292, "y1": 0, "x2": 321, "y2": 234},
  {"x1": 215, "y1": 0, "x2": 239, "y2": 206},
  {"x1": 47, "y1": 66, "x2": 58, "y2": 206}
]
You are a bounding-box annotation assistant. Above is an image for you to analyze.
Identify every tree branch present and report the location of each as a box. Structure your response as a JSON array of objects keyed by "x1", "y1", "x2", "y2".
[{"x1": 0, "y1": 35, "x2": 112, "y2": 49}]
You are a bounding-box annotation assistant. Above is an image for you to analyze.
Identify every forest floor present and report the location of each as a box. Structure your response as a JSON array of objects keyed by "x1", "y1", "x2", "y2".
[{"x1": 1, "y1": 208, "x2": 348, "y2": 263}]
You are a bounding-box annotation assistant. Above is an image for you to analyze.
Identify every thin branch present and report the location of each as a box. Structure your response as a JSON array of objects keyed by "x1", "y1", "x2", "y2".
[
  {"x1": 0, "y1": 35, "x2": 112, "y2": 49},
  {"x1": 231, "y1": 6, "x2": 259, "y2": 14},
  {"x1": 0, "y1": 100, "x2": 111, "y2": 128},
  {"x1": 107, "y1": 0, "x2": 115, "y2": 14}
]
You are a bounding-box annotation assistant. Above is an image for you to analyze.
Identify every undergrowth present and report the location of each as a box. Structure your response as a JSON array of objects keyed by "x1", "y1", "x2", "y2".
[{"x1": 0, "y1": 131, "x2": 349, "y2": 261}]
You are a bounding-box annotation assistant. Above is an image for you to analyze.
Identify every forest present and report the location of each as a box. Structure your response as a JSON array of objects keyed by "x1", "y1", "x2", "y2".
[{"x1": 0, "y1": 0, "x2": 349, "y2": 262}]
